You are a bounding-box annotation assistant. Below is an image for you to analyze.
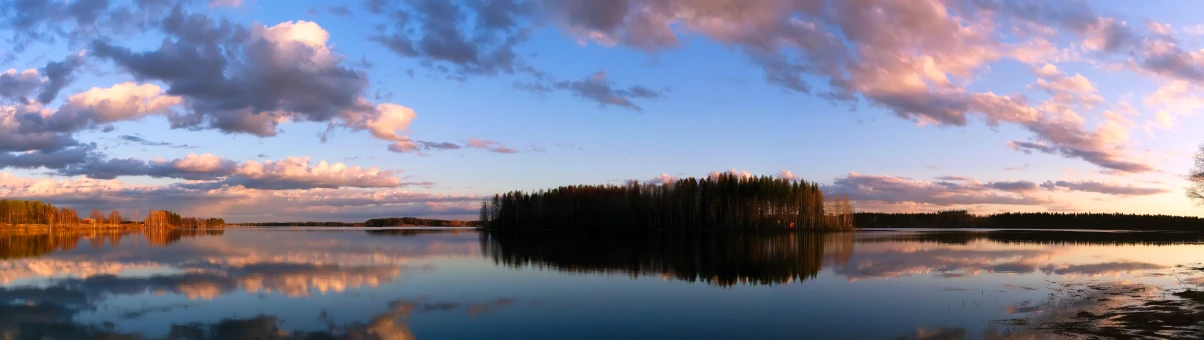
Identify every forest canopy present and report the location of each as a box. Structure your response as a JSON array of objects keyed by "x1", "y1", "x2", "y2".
[
  {"x1": 0, "y1": 200, "x2": 224, "y2": 229},
  {"x1": 480, "y1": 174, "x2": 855, "y2": 231}
]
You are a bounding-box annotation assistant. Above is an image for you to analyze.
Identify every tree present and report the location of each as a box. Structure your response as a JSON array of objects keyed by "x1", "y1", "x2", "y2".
[
  {"x1": 1191, "y1": 144, "x2": 1204, "y2": 205},
  {"x1": 89, "y1": 209, "x2": 104, "y2": 225},
  {"x1": 108, "y1": 210, "x2": 122, "y2": 225}
]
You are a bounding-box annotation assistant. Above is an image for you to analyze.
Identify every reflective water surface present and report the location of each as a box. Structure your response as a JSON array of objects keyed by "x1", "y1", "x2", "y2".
[{"x1": 1, "y1": 228, "x2": 1202, "y2": 339}]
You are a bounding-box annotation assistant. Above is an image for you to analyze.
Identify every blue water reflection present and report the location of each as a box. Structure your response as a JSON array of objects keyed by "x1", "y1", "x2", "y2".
[{"x1": 0, "y1": 228, "x2": 1199, "y2": 339}]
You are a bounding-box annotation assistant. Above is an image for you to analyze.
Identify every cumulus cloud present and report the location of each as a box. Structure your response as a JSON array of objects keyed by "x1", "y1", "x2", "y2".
[
  {"x1": 709, "y1": 169, "x2": 753, "y2": 180},
  {"x1": 369, "y1": 0, "x2": 537, "y2": 78},
  {"x1": 16, "y1": 82, "x2": 181, "y2": 133},
  {"x1": 36, "y1": 53, "x2": 86, "y2": 104},
  {"x1": 0, "y1": 68, "x2": 41, "y2": 102},
  {"x1": 0, "y1": 53, "x2": 84, "y2": 104},
  {"x1": 213, "y1": 156, "x2": 402, "y2": 190},
  {"x1": 87, "y1": 8, "x2": 420, "y2": 151},
  {"x1": 778, "y1": 170, "x2": 800, "y2": 181},
  {"x1": 646, "y1": 173, "x2": 677, "y2": 185},
  {"x1": 1040, "y1": 180, "x2": 1169, "y2": 196},
  {"x1": 364, "y1": 0, "x2": 1158, "y2": 172}
]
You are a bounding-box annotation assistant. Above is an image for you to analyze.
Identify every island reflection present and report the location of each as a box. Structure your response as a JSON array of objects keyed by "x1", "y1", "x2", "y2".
[
  {"x1": 481, "y1": 229, "x2": 1203, "y2": 286},
  {"x1": 1, "y1": 228, "x2": 1201, "y2": 339}
]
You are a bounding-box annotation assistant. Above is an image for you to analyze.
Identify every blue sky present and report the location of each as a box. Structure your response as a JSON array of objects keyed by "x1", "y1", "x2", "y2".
[{"x1": 1, "y1": 0, "x2": 1202, "y2": 221}]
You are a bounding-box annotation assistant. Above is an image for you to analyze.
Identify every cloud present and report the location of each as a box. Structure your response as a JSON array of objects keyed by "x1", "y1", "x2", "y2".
[
  {"x1": 0, "y1": 147, "x2": 90, "y2": 170},
  {"x1": 60, "y1": 153, "x2": 239, "y2": 180},
  {"x1": 646, "y1": 173, "x2": 677, "y2": 185},
  {"x1": 16, "y1": 82, "x2": 181, "y2": 134},
  {"x1": 88, "y1": 8, "x2": 419, "y2": 151},
  {"x1": 1044, "y1": 262, "x2": 1166, "y2": 275},
  {"x1": 828, "y1": 172, "x2": 1048, "y2": 206},
  {"x1": 196, "y1": 156, "x2": 403, "y2": 190},
  {"x1": 1007, "y1": 140, "x2": 1057, "y2": 154},
  {"x1": 365, "y1": 0, "x2": 1155, "y2": 172},
  {"x1": 1030, "y1": 68, "x2": 1104, "y2": 107},
  {"x1": 1004, "y1": 164, "x2": 1029, "y2": 171},
  {"x1": 369, "y1": 0, "x2": 536, "y2": 78},
  {"x1": 985, "y1": 180, "x2": 1040, "y2": 193},
  {"x1": 466, "y1": 138, "x2": 519, "y2": 154},
  {"x1": 934, "y1": 176, "x2": 970, "y2": 181},
  {"x1": 0, "y1": 0, "x2": 168, "y2": 54},
  {"x1": 709, "y1": 169, "x2": 752, "y2": 180},
  {"x1": 1143, "y1": 80, "x2": 1204, "y2": 129},
  {"x1": 53, "y1": 154, "x2": 410, "y2": 191},
  {"x1": 210, "y1": 0, "x2": 244, "y2": 8},
  {"x1": 328, "y1": 5, "x2": 353, "y2": 16},
  {"x1": 36, "y1": 53, "x2": 86, "y2": 104},
  {"x1": 0, "y1": 172, "x2": 480, "y2": 222},
  {"x1": 0, "y1": 68, "x2": 41, "y2": 102},
  {"x1": 118, "y1": 135, "x2": 194, "y2": 149},
  {"x1": 1040, "y1": 180, "x2": 1169, "y2": 196},
  {"x1": 553, "y1": 71, "x2": 662, "y2": 111},
  {"x1": 778, "y1": 170, "x2": 800, "y2": 181},
  {"x1": 386, "y1": 138, "x2": 474, "y2": 155}
]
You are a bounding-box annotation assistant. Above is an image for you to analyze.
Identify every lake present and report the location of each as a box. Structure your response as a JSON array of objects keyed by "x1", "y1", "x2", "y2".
[{"x1": 1, "y1": 228, "x2": 1202, "y2": 339}]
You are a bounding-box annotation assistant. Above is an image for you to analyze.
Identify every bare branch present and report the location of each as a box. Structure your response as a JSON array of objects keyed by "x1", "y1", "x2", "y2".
[{"x1": 1190, "y1": 144, "x2": 1204, "y2": 206}]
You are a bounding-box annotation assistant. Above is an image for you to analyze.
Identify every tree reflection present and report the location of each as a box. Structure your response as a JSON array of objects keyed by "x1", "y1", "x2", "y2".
[
  {"x1": 0, "y1": 229, "x2": 225, "y2": 259},
  {"x1": 480, "y1": 231, "x2": 854, "y2": 287},
  {"x1": 365, "y1": 229, "x2": 474, "y2": 237}
]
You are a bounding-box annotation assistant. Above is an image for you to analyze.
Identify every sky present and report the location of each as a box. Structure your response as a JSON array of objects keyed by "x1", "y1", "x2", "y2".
[{"x1": 1, "y1": 0, "x2": 1202, "y2": 222}]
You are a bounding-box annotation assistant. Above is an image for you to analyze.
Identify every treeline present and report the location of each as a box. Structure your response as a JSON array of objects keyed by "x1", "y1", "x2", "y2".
[
  {"x1": 364, "y1": 217, "x2": 479, "y2": 227},
  {"x1": 0, "y1": 199, "x2": 81, "y2": 227},
  {"x1": 0, "y1": 229, "x2": 225, "y2": 260},
  {"x1": 854, "y1": 211, "x2": 1204, "y2": 230},
  {"x1": 143, "y1": 210, "x2": 226, "y2": 228},
  {"x1": 480, "y1": 174, "x2": 854, "y2": 231},
  {"x1": 238, "y1": 222, "x2": 357, "y2": 227},
  {"x1": 0, "y1": 200, "x2": 226, "y2": 229}
]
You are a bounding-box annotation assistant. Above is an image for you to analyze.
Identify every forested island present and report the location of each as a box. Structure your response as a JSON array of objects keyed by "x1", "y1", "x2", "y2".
[
  {"x1": 476, "y1": 172, "x2": 1204, "y2": 231},
  {"x1": 479, "y1": 174, "x2": 855, "y2": 231},
  {"x1": 0, "y1": 199, "x2": 226, "y2": 229}
]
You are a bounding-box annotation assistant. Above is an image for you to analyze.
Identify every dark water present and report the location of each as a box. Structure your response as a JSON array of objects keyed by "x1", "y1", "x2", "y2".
[{"x1": 1, "y1": 228, "x2": 1202, "y2": 339}]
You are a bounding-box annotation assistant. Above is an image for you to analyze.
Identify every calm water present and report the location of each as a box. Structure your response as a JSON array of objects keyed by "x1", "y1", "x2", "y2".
[{"x1": 1, "y1": 228, "x2": 1202, "y2": 339}]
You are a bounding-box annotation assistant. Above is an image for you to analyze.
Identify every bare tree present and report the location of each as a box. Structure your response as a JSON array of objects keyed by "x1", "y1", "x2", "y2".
[
  {"x1": 109, "y1": 210, "x2": 122, "y2": 226},
  {"x1": 1191, "y1": 144, "x2": 1204, "y2": 205},
  {"x1": 90, "y1": 208, "x2": 104, "y2": 226}
]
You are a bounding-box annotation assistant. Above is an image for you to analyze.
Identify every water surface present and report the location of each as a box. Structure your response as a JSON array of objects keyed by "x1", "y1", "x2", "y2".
[{"x1": 1, "y1": 228, "x2": 1202, "y2": 339}]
